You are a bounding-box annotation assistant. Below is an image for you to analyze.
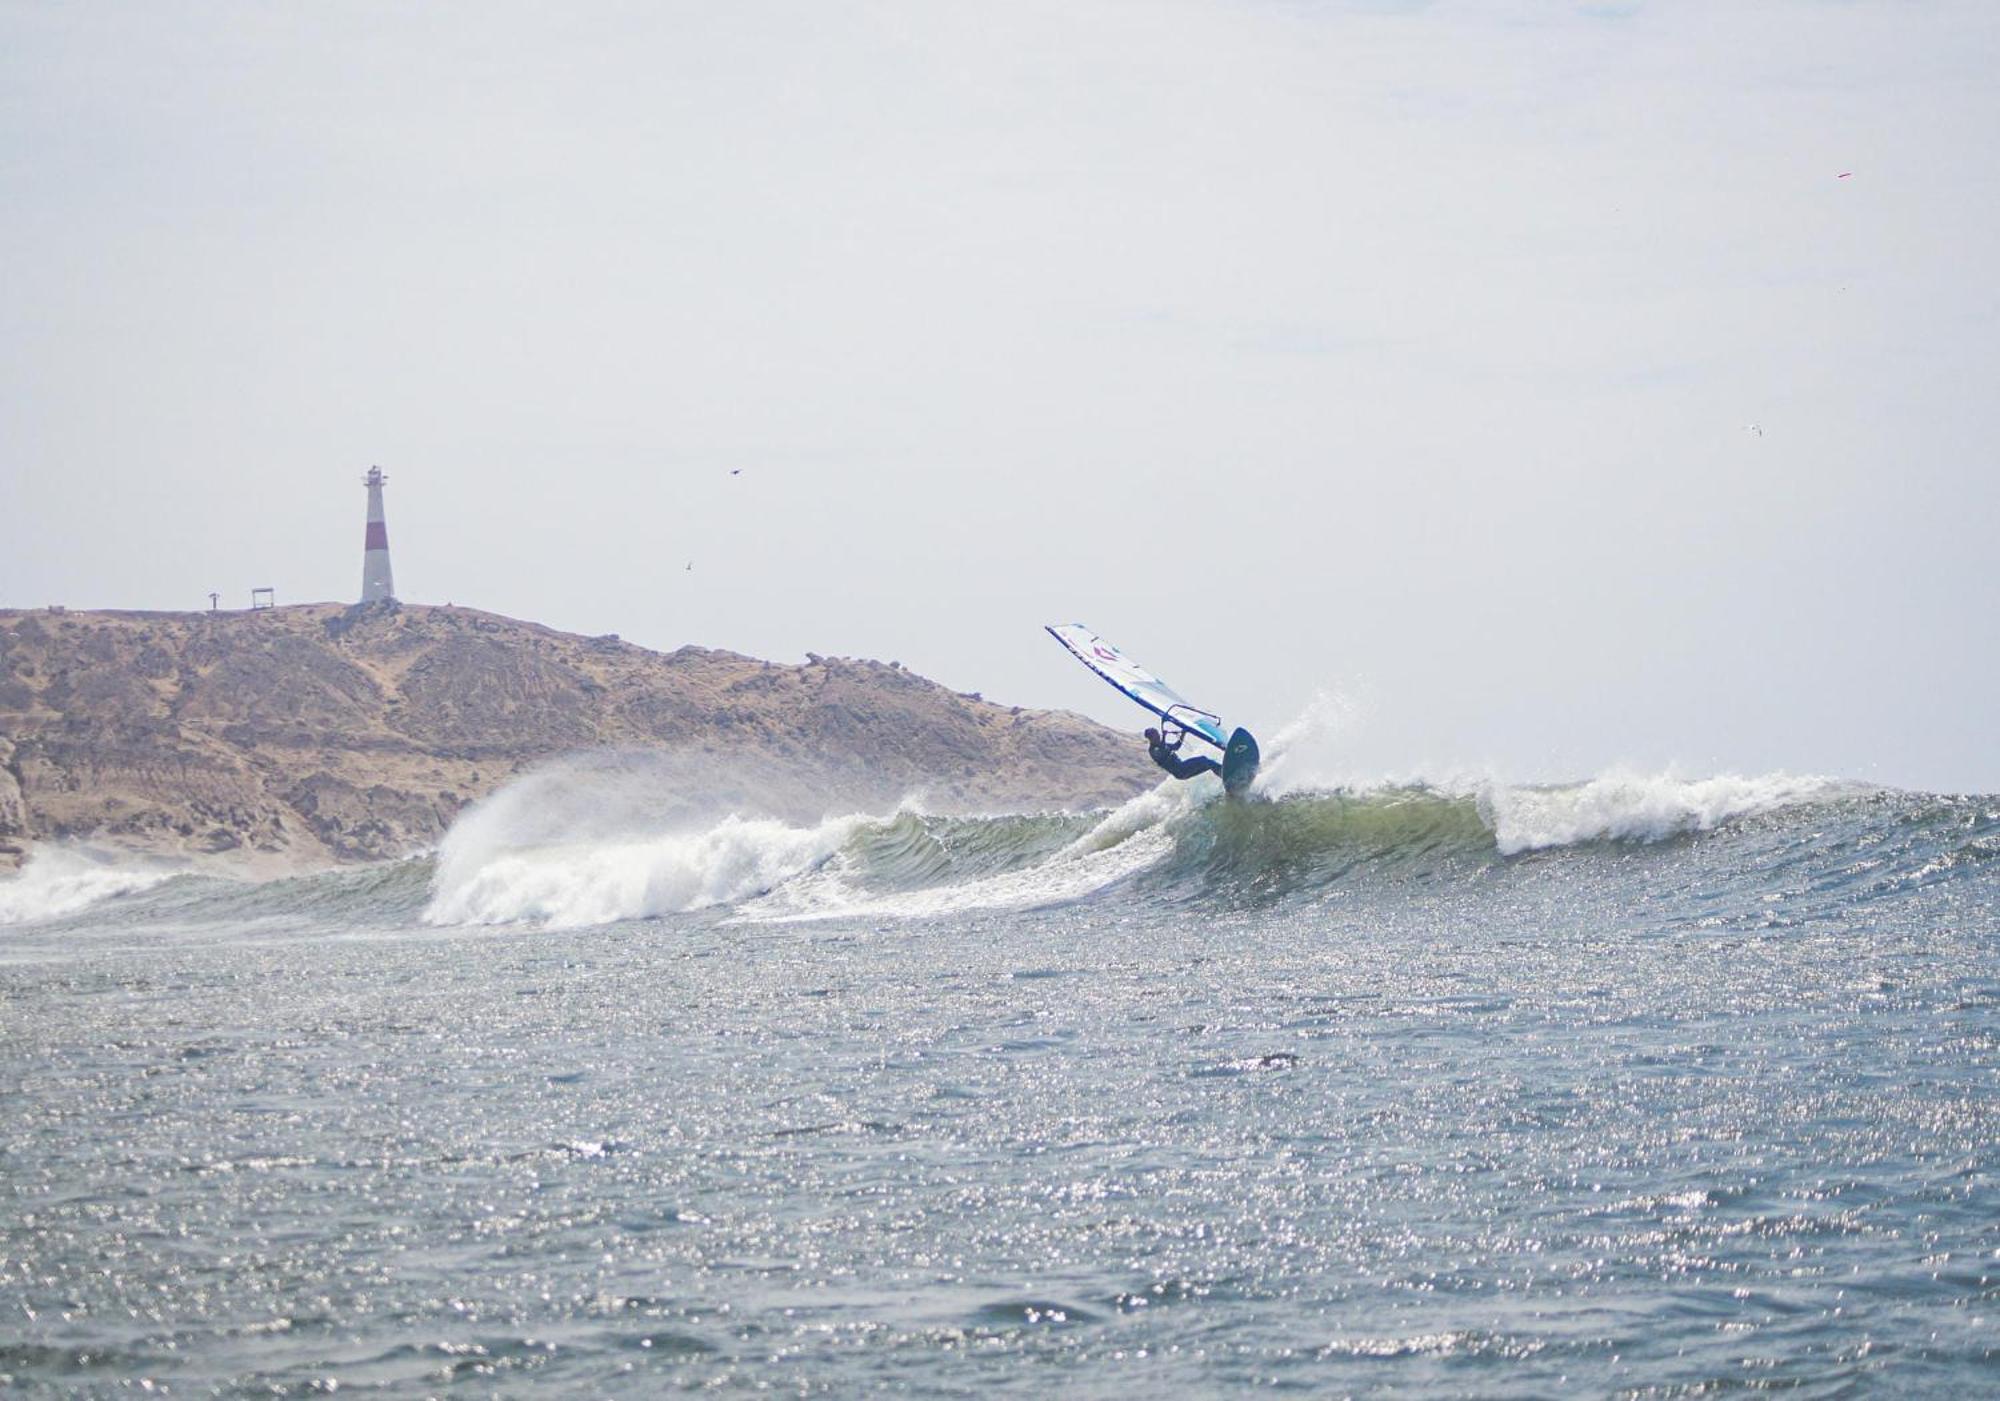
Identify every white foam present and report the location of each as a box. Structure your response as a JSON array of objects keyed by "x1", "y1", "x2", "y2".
[
  {"x1": 1480, "y1": 768, "x2": 1841, "y2": 855},
  {"x1": 423, "y1": 810, "x2": 873, "y2": 928},
  {"x1": 0, "y1": 848, "x2": 178, "y2": 926},
  {"x1": 420, "y1": 751, "x2": 910, "y2": 927},
  {"x1": 1245, "y1": 695, "x2": 1845, "y2": 854},
  {"x1": 738, "y1": 780, "x2": 1196, "y2": 923}
]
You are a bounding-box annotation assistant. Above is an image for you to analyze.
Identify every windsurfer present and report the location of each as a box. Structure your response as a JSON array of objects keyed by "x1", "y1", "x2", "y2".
[{"x1": 1146, "y1": 727, "x2": 1222, "y2": 781}]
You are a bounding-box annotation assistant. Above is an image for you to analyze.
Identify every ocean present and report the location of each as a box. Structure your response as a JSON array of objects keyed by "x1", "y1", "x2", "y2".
[{"x1": 2, "y1": 762, "x2": 1995, "y2": 1396}]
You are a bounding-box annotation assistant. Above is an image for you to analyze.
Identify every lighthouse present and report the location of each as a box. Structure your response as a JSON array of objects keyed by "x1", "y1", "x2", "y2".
[{"x1": 360, "y1": 466, "x2": 396, "y2": 603}]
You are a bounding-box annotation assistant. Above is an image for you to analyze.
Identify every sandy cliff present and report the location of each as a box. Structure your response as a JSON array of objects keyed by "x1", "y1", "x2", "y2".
[{"x1": 0, "y1": 603, "x2": 1151, "y2": 870}]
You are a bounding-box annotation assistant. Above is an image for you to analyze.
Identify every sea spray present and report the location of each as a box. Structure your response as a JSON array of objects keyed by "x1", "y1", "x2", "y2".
[
  {"x1": 417, "y1": 749, "x2": 897, "y2": 925},
  {"x1": 425, "y1": 810, "x2": 872, "y2": 927},
  {"x1": 1479, "y1": 768, "x2": 1846, "y2": 854},
  {"x1": 0, "y1": 848, "x2": 178, "y2": 926},
  {"x1": 1252, "y1": 690, "x2": 1369, "y2": 797}
]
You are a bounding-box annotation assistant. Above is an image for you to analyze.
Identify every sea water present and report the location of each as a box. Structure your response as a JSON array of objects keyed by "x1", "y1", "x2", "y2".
[{"x1": 2, "y1": 769, "x2": 1995, "y2": 1395}]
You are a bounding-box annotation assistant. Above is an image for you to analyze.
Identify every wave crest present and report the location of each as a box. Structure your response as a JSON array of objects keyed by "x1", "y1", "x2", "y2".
[
  {"x1": 0, "y1": 849, "x2": 179, "y2": 926},
  {"x1": 425, "y1": 811, "x2": 869, "y2": 927},
  {"x1": 1479, "y1": 769, "x2": 1845, "y2": 855}
]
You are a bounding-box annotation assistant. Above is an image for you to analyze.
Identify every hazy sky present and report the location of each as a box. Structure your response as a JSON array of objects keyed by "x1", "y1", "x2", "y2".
[{"x1": 4, "y1": 1, "x2": 1995, "y2": 791}]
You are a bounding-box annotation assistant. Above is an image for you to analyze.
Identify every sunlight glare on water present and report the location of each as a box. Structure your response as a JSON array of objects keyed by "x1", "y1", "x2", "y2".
[{"x1": 1, "y1": 782, "x2": 1995, "y2": 1394}]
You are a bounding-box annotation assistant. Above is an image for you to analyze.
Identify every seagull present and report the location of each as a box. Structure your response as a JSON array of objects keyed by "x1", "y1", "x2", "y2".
[{"x1": 1746, "y1": 424, "x2": 1763, "y2": 437}]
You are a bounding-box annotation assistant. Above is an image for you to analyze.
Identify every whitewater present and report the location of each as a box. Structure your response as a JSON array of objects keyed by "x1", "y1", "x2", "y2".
[{"x1": 2, "y1": 752, "x2": 1995, "y2": 1395}]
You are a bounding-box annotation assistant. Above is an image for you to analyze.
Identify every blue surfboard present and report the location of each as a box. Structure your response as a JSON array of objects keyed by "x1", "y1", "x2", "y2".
[{"x1": 1222, "y1": 727, "x2": 1260, "y2": 798}]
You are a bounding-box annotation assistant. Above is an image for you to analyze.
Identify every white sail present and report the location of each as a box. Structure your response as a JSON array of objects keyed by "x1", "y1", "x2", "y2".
[{"x1": 1045, "y1": 623, "x2": 1229, "y2": 750}]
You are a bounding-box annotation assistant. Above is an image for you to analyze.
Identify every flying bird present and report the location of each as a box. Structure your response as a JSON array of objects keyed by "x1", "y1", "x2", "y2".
[{"x1": 730, "y1": 469, "x2": 741, "y2": 476}]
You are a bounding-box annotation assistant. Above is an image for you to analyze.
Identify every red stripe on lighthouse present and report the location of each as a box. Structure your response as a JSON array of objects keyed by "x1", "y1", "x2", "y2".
[{"x1": 365, "y1": 522, "x2": 389, "y2": 549}]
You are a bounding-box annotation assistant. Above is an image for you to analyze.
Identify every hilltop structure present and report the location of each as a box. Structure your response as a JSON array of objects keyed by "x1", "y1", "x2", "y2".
[{"x1": 360, "y1": 467, "x2": 395, "y2": 603}]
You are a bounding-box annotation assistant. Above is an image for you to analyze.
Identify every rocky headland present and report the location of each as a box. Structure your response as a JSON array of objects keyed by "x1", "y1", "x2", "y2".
[{"x1": 0, "y1": 603, "x2": 1151, "y2": 871}]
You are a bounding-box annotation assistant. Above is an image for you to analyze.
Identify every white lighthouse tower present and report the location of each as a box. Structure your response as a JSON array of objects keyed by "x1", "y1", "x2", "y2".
[{"x1": 360, "y1": 466, "x2": 396, "y2": 603}]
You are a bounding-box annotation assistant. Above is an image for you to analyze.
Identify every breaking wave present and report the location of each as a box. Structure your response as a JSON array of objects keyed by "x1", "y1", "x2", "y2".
[
  {"x1": 5, "y1": 764, "x2": 1990, "y2": 936},
  {"x1": 403, "y1": 764, "x2": 1958, "y2": 928},
  {"x1": 1480, "y1": 767, "x2": 1847, "y2": 854},
  {"x1": 425, "y1": 811, "x2": 873, "y2": 927},
  {"x1": 0, "y1": 848, "x2": 179, "y2": 926}
]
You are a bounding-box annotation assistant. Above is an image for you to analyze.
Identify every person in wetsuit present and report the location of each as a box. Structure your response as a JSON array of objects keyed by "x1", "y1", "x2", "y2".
[{"x1": 1146, "y1": 726, "x2": 1223, "y2": 781}]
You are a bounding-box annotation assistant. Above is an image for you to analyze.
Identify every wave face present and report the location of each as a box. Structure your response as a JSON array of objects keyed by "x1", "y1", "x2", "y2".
[{"x1": 8, "y1": 766, "x2": 1987, "y2": 935}]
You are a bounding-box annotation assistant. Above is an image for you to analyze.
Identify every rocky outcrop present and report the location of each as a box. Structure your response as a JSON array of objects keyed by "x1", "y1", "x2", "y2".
[{"x1": 0, "y1": 603, "x2": 1150, "y2": 869}]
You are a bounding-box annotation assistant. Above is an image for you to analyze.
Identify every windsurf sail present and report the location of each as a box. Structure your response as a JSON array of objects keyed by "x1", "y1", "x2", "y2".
[{"x1": 1045, "y1": 623, "x2": 1230, "y2": 751}]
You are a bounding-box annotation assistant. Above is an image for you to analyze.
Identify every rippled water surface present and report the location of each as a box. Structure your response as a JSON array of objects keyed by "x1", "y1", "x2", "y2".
[{"x1": 3, "y1": 783, "x2": 1996, "y2": 1395}]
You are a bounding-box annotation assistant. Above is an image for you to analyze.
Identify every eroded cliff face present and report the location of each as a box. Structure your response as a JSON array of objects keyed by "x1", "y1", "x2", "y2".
[{"x1": 0, "y1": 603, "x2": 1150, "y2": 870}]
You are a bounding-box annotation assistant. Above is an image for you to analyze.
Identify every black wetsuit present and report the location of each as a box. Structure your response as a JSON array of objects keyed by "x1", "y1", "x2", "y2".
[{"x1": 1149, "y1": 734, "x2": 1223, "y2": 781}]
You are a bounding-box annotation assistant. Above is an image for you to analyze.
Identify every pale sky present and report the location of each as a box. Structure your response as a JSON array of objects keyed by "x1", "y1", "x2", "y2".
[{"x1": 3, "y1": 1, "x2": 1995, "y2": 791}]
